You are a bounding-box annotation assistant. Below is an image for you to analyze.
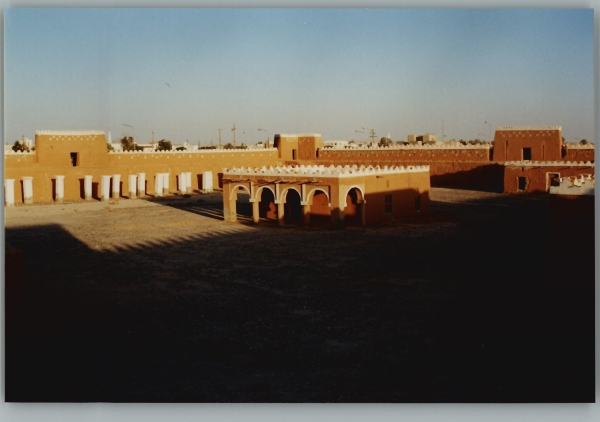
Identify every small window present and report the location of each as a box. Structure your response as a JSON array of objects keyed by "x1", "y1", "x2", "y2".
[
  {"x1": 292, "y1": 149, "x2": 296, "y2": 160},
  {"x1": 70, "y1": 152, "x2": 78, "y2": 166},
  {"x1": 518, "y1": 177, "x2": 527, "y2": 191},
  {"x1": 384, "y1": 194, "x2": 392, "y2": 214},
  {"x1": 522, "y1": 147, "x2": 531, "y2": 161}
]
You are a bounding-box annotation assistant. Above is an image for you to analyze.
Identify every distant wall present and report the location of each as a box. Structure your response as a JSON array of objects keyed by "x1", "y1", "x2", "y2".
[
  {"x1": 5, "y1": 149, "x2": 281, "y2": 204},
  {"x1": 563, "y1": 146, "x2": 595, "y2": 162},
  {"x1": 317, "y1": 146, "x2": 491, "y2": 163}
]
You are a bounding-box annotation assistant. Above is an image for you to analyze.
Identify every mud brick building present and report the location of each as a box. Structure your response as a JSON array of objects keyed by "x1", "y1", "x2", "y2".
[{"x1": 222, "y1": 164, "x2": 430, "y2": 228}]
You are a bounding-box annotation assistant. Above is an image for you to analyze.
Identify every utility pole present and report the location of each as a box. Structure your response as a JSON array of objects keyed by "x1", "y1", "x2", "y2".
[
  {"x1": 232, "y1": 123, "x2": 237, "y2": 148},
  {"x1": 151, "y1": 130, "x2": 155, "y2": 148},
  {"x1": 218, "y1": 128, "x2": 222, "y2": 147}
]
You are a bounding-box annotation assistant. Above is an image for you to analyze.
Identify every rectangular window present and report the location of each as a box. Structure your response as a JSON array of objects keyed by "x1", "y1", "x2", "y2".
[
  {"x1": 522, "y1": 147, "x2": 531, "y2": 161},
  {"x1": 518, "y1": 177, "x2": 527, "y2": 191},
  {"x1": 70, "y1": 152, "x2": 78, "y2": 166},
  {"x1": 384, "y1": 194, "x2": 392, "y2": 214},
  {"x1": 292, "y1": 149, "x2": 296, "y2": 160}
]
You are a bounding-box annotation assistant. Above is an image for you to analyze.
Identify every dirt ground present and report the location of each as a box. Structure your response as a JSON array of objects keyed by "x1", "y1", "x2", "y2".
[{"x1": 4, "y1": 188, "x2": 595, "y2": 402}]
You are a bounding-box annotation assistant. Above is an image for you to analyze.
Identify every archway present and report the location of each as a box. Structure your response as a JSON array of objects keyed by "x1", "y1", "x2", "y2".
[
  {"x1": 283, "y1": 189, "x2": 302, "y2": 225},
  {"x1": 309, "y1": 190, "x2": 331, "y2": 227},
  {"x1": 344, "y1": 187, "x2": 363, "y2": 226},
  {"x1": 258, "y1": 187, "x2": 277, "y2": 220},
  {"x1": 232, "y1": 185, "x2": 252, "y2": 221}
]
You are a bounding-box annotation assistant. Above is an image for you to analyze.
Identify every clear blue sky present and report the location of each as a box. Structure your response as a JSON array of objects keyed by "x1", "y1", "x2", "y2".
[{"x1": 4, "y1": 8, "x2": 594, "y2": 145}]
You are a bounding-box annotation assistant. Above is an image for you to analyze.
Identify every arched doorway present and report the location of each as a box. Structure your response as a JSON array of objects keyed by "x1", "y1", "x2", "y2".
[
  {"x1": 283, "y1": 189, "x2": 302, "y2": 225},
  {"x1": 309, "y1": 190, "x2": 331, "y2": 227},
  {"x1": 344, "y1": 187, "x2": 363, "y2": 226},
  {"x1": 232, "y1": 185, "x2": 252, "y2": 221},
  {"x1": 258, "y1": 188, "x2": 277, "y2": 221}
]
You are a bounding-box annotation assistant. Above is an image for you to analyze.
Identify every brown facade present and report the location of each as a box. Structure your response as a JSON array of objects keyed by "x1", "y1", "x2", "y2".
[
  {"x1": 503, "y1": 163, "x2": 595, "y2": 194},
  {"x1": 3, "y1": 127, "x2": 595, "y2": 205},
  {"x1": 222, "y1": 165, "x2": 430, "y2": 228},
  {"x1": 493, "y1": 127, "x2": 562, "y2": 162},
  {"x1": 5, "y1": 135, "x2": 281, "y2": 203},
  {"x1": 274, "y1": 134, "x2": 324, "y2": 161}
]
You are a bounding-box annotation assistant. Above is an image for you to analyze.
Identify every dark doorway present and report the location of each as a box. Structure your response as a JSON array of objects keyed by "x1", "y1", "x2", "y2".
[
  {"x1": 292, "y1": 149, "x2": 297, "y2": 160},
  {"x1": 284, "y1": 190, "x2": 302, "y2": 224},
  {"x1": 70, "y1": 152, "x2": 78, "y2": 166},
  {"x1": 259, "y1": 189, "x2": 277, "y2": 220},
  {"x1": 547, "y1": 173, "x2": 560, "y2": 190},
  {"x1": 309, "y1": 191, "x2": 331, "y2": 227},
  {"x1": 344, "y1": 188, "x2": 361, "y2": 226},
  {"x1": 518, "y1": 177, "x2": 528, "y2": 191},
  {"x1": 522, "y1": 148, "x2": 531, "y2": 161}
]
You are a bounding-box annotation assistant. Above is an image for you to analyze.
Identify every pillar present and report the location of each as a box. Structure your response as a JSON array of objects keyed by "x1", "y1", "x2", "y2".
[
  {"x1": 178, "y1": 172, "x2": 187, "y2": 194},
  {"x1": 112, "y1": 174, "x2": 121, "y2": 199},
  {"x1": 128, "y1": 174, "x2": 138, "y2": 199},
  {"x1": 302, "y1": 204, "x2": 311, "y2": 227},
  {"x1": 84, "y1": 175, "x2": 93, "y2": 200},
  {"x1": 360, "y1": 202, "x2": 366, "y2": 227},
  {"x1": 185, "y1": 172, "x2": 192, "y2": 193},
  {"x1": 203, "y1": 171, "x2": 213, "y2": 192},
  {"x1": 22, "y1": 177, "x2": 33, "y2": 205},
  {"x1": 137, "y1": 173, "x2": 146, "y2": 197},
  {"x1": 155, "y1": 173, "x2": 164, "y2": 197},
  {"x1": 162, "y1": 173, "x2": 170, "y2": 195},
  {"x1": 55, "y1": 175, "x2": 65, "y2": 203},
  {"x1": 331, "y1": 207, "x2": 345, "y2": 229},
  {"x1": 100, "y1": 175, "x2": 111, "y2": 202},
  {"x1": 252, "y1": 201, "x2": 259, "y2": 224},
  {"x1": 277, "y1": 202, "x2": 285, "y2": 226},
  {"x1": 222, "y1": 184, "x2": 237, "y2": 222},
  {"x1": 5, "y1": 179, "x2": 15, "y2": 207}
]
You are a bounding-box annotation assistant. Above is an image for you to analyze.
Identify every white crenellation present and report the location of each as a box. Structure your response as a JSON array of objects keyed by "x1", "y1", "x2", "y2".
[
  {"x1": 495, "y1": 126, "x2": 561, "y2": 131},
  {"x1": 108, "y1": 147, "x2": 278, "y2": 154},
  {"x1": 35, "y1": 130, "x2": 105, "y2": 136},
  {"x1": 4, "y1": 149, "x2": 35, "y2": 155},
  {"x1": 325, "y1": 143, "x2": 491, "y2": 151},
  {"x1": 223, "y1": 164, "x2": 430, "y2": 178},
  {"x1": 504, "y1": 161, "x2": 594, "y2": 167}
]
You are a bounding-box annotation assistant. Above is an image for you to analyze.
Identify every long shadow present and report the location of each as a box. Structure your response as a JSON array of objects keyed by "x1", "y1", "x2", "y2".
[{"x1": 4, "y1": 190, "x2": 595, "y2": 403}]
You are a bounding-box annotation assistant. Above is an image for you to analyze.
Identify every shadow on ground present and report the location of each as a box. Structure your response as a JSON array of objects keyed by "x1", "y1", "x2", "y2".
[{"x1": 4, "y1": 191, "x2": 595, "y2": 402}]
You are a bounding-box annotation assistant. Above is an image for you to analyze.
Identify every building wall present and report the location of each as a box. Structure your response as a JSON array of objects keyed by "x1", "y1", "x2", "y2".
[
  {"x1": 563, "y1": 147, "x2": 595, "y2": 162},
  {"x1": 493, "y1": 127, "x2": 562, "y2": 162},
  {"x1": 317, "y1": 147, "x2": 491, "y2": 163},
  {"x1": 274, "y1": 134, "x2": 324, "y2": 161},
  {"x1": 363, "y1": 171, "x2": 430, "y2": 223},
  {"x1": 503, "y1": 164, "x2": 595, "y2": 194},
  {"x1": 35, "y1": 131, "x2": 109, "y2": 167},
  {"x1": 5, "y1": 149, "x2": 281, "y2": 204}
]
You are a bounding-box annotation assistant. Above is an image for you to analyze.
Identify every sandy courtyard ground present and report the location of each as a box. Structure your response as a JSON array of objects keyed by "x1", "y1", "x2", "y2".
[{"x1": 4, "y1": 188, "x2": 595, "y2": 402}]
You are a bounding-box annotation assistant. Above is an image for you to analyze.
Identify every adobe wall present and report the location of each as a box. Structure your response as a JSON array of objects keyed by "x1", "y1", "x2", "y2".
[
  {"x1": 503, "y1": 163, "x2": 595, "y2": 194},
  {"x1": 317, "y1": 146, "x2": 491, "y2": 163},
  {"x1": 35, "y1": 131, "x2": 109, "y2": 167},
  {"x1": 563, "y1": 146, "x2": 595, "y2": 162},
  {"x1": 5, "y1": 149, "x2": 281, "y2": 204},
  {"x1": 363, "y1": 170, "x2": 430, "y2": 223},
  {"x1": 275, "y1": 134, "x2": 324, "y2": 161},
  {"x1": 311, "y1": 148, "x2": 501, "y2": 191},
  {"x1": 493, "y1": 127, "x2": 562, "y2": 162}
]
